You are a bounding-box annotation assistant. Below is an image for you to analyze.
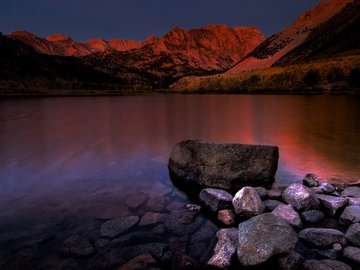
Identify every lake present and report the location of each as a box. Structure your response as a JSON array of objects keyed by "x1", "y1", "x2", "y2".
[{"x1": 0, "y1": 94, "x2": 359, "y2": 269}]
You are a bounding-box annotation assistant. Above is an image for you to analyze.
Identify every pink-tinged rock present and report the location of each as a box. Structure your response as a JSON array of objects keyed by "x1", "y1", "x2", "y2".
[
  {"x1": 316, "y1": 194, "x2": 348, "y2": 217},
  {"x1": 272, "y1": 204, "x2": 302, "y2": 229},
  {"x1": 282, "y1": 183, "x2": 320, "y2": 212},
  {"x1": 208, "y1": 228, "x2": 238, "y2": 269},
  {"x1": 218, "y1": 210, "x2": 236, "y2": 226},
  {"x1": 276, "y1": 251, "x2": 304, "y2": 270},
  {"x1": 345, "y1": 223, "x2": 360, "y2": 247},
  {"x1": 232, "y1": 187, "x2": 264, "y2": 216},
  {"x1": 339, "y1": 205, "x2": 360, "y2": 225}
]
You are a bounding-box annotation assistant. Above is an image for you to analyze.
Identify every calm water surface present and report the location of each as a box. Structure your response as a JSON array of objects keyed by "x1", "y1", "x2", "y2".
[{"x1": 0, "y1": 94, "x2": 359, "y2": 269}]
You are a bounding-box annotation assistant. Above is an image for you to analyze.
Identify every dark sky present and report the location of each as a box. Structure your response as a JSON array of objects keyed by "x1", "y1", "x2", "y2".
[{"x1": 0, "y1": 0, "x2": 321, "y2": 42}]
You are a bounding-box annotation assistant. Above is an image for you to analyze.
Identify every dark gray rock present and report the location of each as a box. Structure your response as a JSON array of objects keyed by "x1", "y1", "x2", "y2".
[
  {"x1": 164, "y1": 208, "x2": 203, "y2": 235},
  {"x1": 168, "y1": 140, "x2": 279, "y2": 190},
  {"x1": 275, "y1": 251, "x2": 304, "y2": 270},
  {"x1": 237, "y1": 213, "x2": 298, "y2": 266},
  {"x1": 317, "y1": 249, "x2": 339, "y2": 260},
  {"x1": 95, "y1": 238, "x2": 110, "y2": 248},
  {"x1": 100, "y1": 216, "x2": 139, "y2": 238},
  {"x1": 123, "y1": 243, "x2": 167, "y2": 260},
  {"x1": 118, "y1": 253, "x2": 156, "y2": 270},
  {"x1": 318, "y1": 183, "x2": 336, "y2": 194},
  {"x1": 301, "y1": 210, "x2": 325, "y2": 224},
  {"x1": 139, "y1": 212, "x2": 166, "y2": 227},
  {"x1": 302, "y1": 259, "x2": 351, "y2": 270},
  {"x1": 311, "y1": 187, "x2": 324, "y2": 194},
  {"x1": 339, "y1": 205, "x2": 360, "y2": 225},
  {"x1": 60, "y1": 235, "x2": 94, "y2": 257},
  {"x1": 208, "y1": 228, "x2": 238, "y2": 269},
  {"x1": 272, "y1": 204, "x2": 302, "y2": 229},
  {"x1": 218, "y1": 210, "x2": 236, "y2": 226},
  {"x1": 254, "y1": 186, "x2": 267, "y2": 199},
  {"x1": 341, "y1": 186, "x2": 360, "y2": 198},
  {"x1": 316, "y1": 194, "x2": 348, "y2": 217},
  {"x1": 266, "y1": 189, "x2": 282, "y2": 200},
  {"x1": 199, "y1": 188, "x2": 233, "y2": 212},
  {"x1": 345, "y1": 223, "x2": 360, "y2": 247},
  {"x1": 299, "y1": 228, "x2": 346, "y2": 248},
  {"x1": 232, "y1": 187, "x2": 264, "y2": 216},
  {"x1": 282, "y1": 183, "x2": 320, "y2": 212},
  {"x1": 303, "y1": 173, "x2": 320, "y2": 187},
  {"x1": 263, "y1": 199, "x2": 285, "y2": 211},
  {"x1": 184, "y1": 204, "x2": 201, "y2": 215},
  {"x1": 343, "y1": 246, "x2": 360, "y2": 264},
  {"x1": 348, "y1": 197, "x2": 360, "y2": 206},
  {"x1": 125, "y1": 193, "x2": 149, "y2": 210}
]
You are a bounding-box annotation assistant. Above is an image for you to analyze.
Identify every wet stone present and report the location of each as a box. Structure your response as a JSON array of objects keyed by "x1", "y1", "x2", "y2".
[
  {"x1": 266, "y1": 189, "x2": 282, "y2": 200},
  {"x1": 139, "y1": 212, "x2": 166, "y2": 227},
  {"x1": 299, "y1": 228, "x2": 346, "y2": 248},
  {"x1": 341, "y1": 186, "x2": 360, "y2": 198},
  {"x1": 199, "y1": 188, "x2": 233, "y2": 212},
  {"x1": 339, "y1": 205, "x2": 360, "y2": 225},
  {"x1": 303, "y1": 173, "x2": 320, "y2": 187},
  {"x1": 275, "y1": 250, "x2": 304, "y2": 270},
  {"x1": 100, "y1": 216, "x2": 139, "y2": 238},
  {"x1": 317, "y1": 249, "x2": 339, "y2": 260},
  {"x1": 118, "y1": 253, "x2": 156, "y2": 270},
  {"x1": 254, "y1": 186, "x2": 267, "y2": 199},
  {"x1": 348, "y1": 198, "x2": 360, "y2": 206},
  {"x1": 345, "y1": 223, "x2": 360, "y2": 247},
  {"x1": 318, "y1": 183, "x2": 336, "y2": 194},
  {"x1": 125, "y1": 193, "x2": 149, "y2": 210},
  {"x1": 282, "y1": 183, "x2": 320, "y2": 212},
  {"x1": 263, "y1": 199, "x2": 285, "y2": 211},
  {"x1": 232, "y1": 186, "x2": 264, "y2": 216},
  {"x1": 302, "y1": 259, "x2": 351, "y2": 270},
  {"x1": 316, "y1": 194, "x2": 348, "y2": 217},
  {"x1": 60, "y1": 235, "x2": 94, "y2": 257},
  {"x1": 301, "y1": 210, "x2": 325, "y2": 224},
  {"x1": 168, "y1": 235, "x2": 188, "y2": 253},
  {"x1": 272, "y1": 204, "x2": 302, "y2": 229},
  {"x1": 343, "y1": 246, "x2": 360, "y2": 264},
  {"x1": 164, "y1": 208, "x2": 203, "y2": 236},
  {"x1": 145, "y1": 197, "x2": 168, "y2": 212}
]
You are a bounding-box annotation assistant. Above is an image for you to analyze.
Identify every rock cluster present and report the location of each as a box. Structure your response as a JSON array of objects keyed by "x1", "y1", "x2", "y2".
[{"x1": 195, "y1": 175, "x2": 360, "y2": 269}]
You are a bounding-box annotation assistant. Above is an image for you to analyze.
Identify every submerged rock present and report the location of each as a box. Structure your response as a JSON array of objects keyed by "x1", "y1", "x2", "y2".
[
  {"x1": 237, "y1": 213, "x2": 298, "y2": 266},
  {"x1": 282, "y1": 183, "x2": 320, "y2": 212},
  {"x1": 199, "y1": 188, "x2": 233, "y2": 212},
  {"x1": 168, "y1": 140, "x2": 279, "y2": 190},
  {"x1": 118, "y1": 253, "x2": 156, "y2": 270},
  {"x1": 299, "y1": 228, "x2": 346, "y2": 248},
  {"x1": 139, "y1": 212, "x2": 166, "y2": 227},
  {"x1": 100, "y1": 216, "x2": 139, "y2": 238},
  {"x1": 232, "y1": 186, "x2": 264, "y2": 216},
  {"x1": 164, "y1": 208, "x2": 202, "y2": 235},
  {"x1": 208, "y1": 228, "x2": 238, "y2": 269},
  {"x1": 60, "y1": 235, "x2": 94, "y2": 257}
]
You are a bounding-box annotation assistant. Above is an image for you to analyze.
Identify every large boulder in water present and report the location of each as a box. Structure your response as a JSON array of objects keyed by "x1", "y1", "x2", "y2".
[{"x1": 168, "y1": 140, "x2": 279, "y2": 190}]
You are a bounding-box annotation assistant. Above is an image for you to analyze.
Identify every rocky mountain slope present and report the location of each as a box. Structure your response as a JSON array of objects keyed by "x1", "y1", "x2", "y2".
[
  {"x1": 227, "y1": 0, "x2": 355, "y2": 74},
  {"x1": 84, "y1": 25, "x2": 265, "y2": 87},
  {"x1": 10, "y1": 31, "x2": 141, "y2": 57}
]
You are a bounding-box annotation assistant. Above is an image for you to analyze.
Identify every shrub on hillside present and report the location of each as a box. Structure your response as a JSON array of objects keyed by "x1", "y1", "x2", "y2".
[
  {"x1": 304, "y1": 69, "x2": 321, "y2": 86},
  {"x1": 326, "y1": 67, "x2": 345, "y2": 83},
  {"x1": 347, "y1": 67, "x2": 360, "y2": 87}
]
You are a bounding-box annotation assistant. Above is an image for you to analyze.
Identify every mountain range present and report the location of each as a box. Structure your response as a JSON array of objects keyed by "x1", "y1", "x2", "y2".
[{"x1": 0, "y1": 0, "x2": 359, "y2": 94}]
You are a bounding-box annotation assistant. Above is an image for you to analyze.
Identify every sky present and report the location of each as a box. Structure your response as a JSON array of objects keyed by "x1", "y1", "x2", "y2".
[{"x1": 0, "y1": 0, "x2": 321, "y2": 42}]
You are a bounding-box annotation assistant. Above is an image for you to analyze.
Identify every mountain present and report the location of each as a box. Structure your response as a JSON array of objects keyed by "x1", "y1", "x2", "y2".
[
  {"x1": 84, "y1": 25, "x2": 265, "y2": 87},
  {"x1": 227, "y1": 0, "x2": 355, "y2": 74},
  {"x1": 10, "y1": 31, "x2": 141, "y2": 57}
]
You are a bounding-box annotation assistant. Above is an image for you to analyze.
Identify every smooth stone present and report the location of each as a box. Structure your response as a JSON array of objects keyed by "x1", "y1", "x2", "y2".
[
  {"x1": 343, "y1": 246, "x2": 360, "y2": 264},
  {"x1": 345, "y1": 223, "x2": 360, "y2": 247},
  {"x1": 263, "y1": 199, "x2": 285, "y2": 211},
  {"x1": 302, "y1": 259, "x2": 351, "y2": 270},
  {"x1": 310, "y1": 187, "x2": 324, "y2": 194},
  {"x1": 168, "y1": 140, "x2": 279, "y2": 190},
  {"x1": 299, "y1": 228, "x2": 346, "y2": 248},
  {"x1": 341, "y1": 186, "x2": 360, "y2": 198},
  {"x1": 168, "y1": 235, "x2": 188, "y2": 253},
  {"x1": 232, "y1": 186, "x2": 264, "y2": 216},
  {"x1": 303, "y1": 173, "x2": 320, "y2": 187},
  {"x1": 348, "y1": 198, "x2": 360, "y2": 206},
  {"x1": 199, "y1": 188, "x2": 233, "y2": 212},
  {"x1": 60, "y1": 235, "x2": 94, "y2": 257},
  {"x1": 218, "y1": 210, "x2": 236, "y2": 226},
  {"x1": 317, "y1": 249, "x2": 339, "y2": 260},
  {"x1": 254, "y1": 186, "x2": 267, "y2": 199},
  {"x1": 125, "y1": 193, "x2": 149, "y2": 210},
  {"x1": 95, "y1": 238, "x2": 110, "y2": 248},
  {"x1": 339, "y1": 205, "x2": 360, "y2": 225},
  {"x1": 301, "y1": 210, "x2": 325, "y2": 224},
  {"x1": 318, "y1": 183, "x2": 336, "y2": 194},
  {"x1": 208, "y1": 228, "x2": 238, "y2": 269},
  {"x1": 118, "y1": 253, "x2": 156, "y2": 270},
  {"x1": 316, "y1": 194, "x2": 348, "y2": 217},
  {"x1": 321, "y1": 218, "x2": 346, "y2": 232},
  {"x1": 145, "y1": 196, "x2": 168, "y2": 212},
  {"x1": 282, "y1": 183, "x2": 320, "y2": 212},
  {"x1": 100, "y1": 216, "x2": 139, "y2": 238},
  {"x1": 164, "y1": 209, "x2": 203, "y2": 235},
  {"x1": 266, "y1": 189, "x2": 282, "y2": 200},
  {"x1": 237, "y1": 213, "x2": 298, "y2": 266},
  {"x1": 139, "y1": 212, "x2": 166, "y2": 227},
  {"x1": 275, "y1": 251, "x2": 304, "y2": 270},
  {"x1": 122, "y1": 243, "x2": 167, "y2": 261},
  {"x1": 272, "y1": 204, "x2": 302, "y2": 229}
]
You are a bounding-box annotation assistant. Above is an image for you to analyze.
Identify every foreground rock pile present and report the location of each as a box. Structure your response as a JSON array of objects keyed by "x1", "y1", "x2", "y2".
[{"x1": 199, "y1": 173, "x2": 360, "y2": 269}]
